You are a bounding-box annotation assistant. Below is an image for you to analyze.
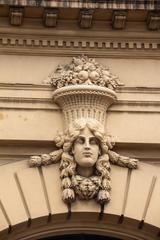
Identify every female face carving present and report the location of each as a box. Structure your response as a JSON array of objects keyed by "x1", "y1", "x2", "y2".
[{"x1": 72, "y1": 126, "x2": 100, "y2": 168}]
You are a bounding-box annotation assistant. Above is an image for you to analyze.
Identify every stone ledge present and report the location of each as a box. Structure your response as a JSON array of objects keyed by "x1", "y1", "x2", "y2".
[
  {"x1": 0, "y1": 85, "x2": 160, "y2": 112},
  {"x1": 0, "y1": 140, "x2": 160, "y2": 164}
]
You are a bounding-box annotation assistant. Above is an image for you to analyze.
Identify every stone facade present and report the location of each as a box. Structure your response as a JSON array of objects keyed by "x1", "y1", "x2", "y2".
[{"x1": 0, "y1": 2, "x2": 160, "y2": 240}]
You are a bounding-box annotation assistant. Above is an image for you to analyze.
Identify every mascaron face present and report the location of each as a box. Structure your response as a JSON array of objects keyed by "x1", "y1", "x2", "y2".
[{"x1": 72, "y1": 126, "x2": 100, "y2": 168}]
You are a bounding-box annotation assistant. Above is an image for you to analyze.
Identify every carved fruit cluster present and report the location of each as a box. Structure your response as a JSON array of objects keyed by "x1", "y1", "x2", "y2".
[{"x1": 47, "y1": 55, "x2": 123, "y2": 89}]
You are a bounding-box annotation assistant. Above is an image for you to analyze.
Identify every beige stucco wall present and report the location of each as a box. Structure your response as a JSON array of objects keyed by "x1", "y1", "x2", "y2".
[
  {"x1": 0, "y1": 55, "x2": 160, "y2": 145},
  {"x1": 0, "y1": 55, "x2": 160, "y2": 87}
]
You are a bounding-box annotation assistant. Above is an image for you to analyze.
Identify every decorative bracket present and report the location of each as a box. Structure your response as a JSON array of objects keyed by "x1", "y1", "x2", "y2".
[
  {"x1": 43, "y1": 8, "x2": 59, "y2": 27},
  {"x1": 10, "y1": 7, "x2": 24, "y2": 26},
  {"x1": 79, "y1": 9, "x2": 94, "y2": 29},
  {"x1": 112, "y1": 11, "x2": 127, "y2": 30},
  {"x1": 147, "y1": 11, "x2": 160, "y2": 30}
]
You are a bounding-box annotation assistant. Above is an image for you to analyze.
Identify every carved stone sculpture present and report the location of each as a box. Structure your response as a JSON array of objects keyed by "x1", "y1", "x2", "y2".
[
  {"x1": 29, "y1": 56, "x2": 138, "y2": 208},
  {"x1": 47, "y1": 55, "x2": 123, "y2": 89}
]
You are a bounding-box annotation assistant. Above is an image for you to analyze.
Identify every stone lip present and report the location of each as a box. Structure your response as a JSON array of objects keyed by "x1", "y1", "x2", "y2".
[{"x1": 53, "y1": 84, "x2": 117, "y2": 103}]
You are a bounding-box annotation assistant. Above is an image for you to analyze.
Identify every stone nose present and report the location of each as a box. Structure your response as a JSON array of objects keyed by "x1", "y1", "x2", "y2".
[{"x1": 84, "y1": 139, "x2": 90, "y2": 149}]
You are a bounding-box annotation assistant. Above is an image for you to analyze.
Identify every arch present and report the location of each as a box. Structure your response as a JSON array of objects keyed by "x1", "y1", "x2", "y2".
[{"x1": 0, "y1": 213, "x2": 159, "y2": 240}]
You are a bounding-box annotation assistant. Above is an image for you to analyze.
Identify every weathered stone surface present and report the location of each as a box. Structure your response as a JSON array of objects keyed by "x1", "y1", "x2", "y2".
[{"x1": 0, "y1": 0, "x2": 159, "y2": 10}]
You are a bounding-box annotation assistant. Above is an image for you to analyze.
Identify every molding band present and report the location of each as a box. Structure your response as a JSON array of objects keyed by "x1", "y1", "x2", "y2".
[{"x1": 0, "y1": 37, "x2": 159, "y2": 50}]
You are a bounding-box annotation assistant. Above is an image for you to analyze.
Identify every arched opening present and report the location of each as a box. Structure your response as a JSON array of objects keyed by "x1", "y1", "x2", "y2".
[
  {"x1": 40, "y1": 234, "x2": 121, "y2": 240},
  {"x1": 0, "y1": 213, "x2": 158, "y2": 240}
]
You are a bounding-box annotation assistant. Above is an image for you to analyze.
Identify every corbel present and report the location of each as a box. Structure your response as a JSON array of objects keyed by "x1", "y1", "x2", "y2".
[
  {"x1": 112, "y1": 10, "x2": 127, "y2": 30},
  {"x1": 79, "y1": 9, "x2": 94, "y2": 29},
  {"x1": 43, "y1": 8, "x2": 59, "y2": 27},
  {"x1": 147, "y1": 11, "x2": 160, "y2": 30},
  {"x1": 9, "y1": 7, "x2": 24, "y2": 26}
]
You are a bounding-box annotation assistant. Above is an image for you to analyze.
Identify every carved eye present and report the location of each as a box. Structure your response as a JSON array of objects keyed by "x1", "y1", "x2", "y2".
[
  {"x1": 89, "y1": 137, "x2": 98, "y2": 145},
  {"x1": 75, "y1": 137, "x2": 85, "y2": 144}
]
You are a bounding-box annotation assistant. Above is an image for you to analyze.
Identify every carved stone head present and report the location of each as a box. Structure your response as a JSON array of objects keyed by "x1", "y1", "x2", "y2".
[
  {"x1": 72, "y1": 126, "x2": 100, "y2": 170},
  {"x1": 58, "y1": 118, "x2": 113, "y2": 203}
]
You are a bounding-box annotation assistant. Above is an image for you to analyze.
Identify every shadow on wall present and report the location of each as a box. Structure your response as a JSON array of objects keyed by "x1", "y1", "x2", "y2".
[{"x1": 40, "y1": 234, "x2": 121, "y2": 240}]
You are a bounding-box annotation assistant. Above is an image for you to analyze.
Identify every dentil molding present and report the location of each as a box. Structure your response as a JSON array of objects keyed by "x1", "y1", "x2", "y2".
[{"x1": 0, "y1": 35, "x2": 160, "y2": 58}]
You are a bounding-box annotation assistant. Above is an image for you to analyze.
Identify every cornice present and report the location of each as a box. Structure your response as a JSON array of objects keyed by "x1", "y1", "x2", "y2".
[
  {"x1": 0, "y1": 15, "x2": 159, "y2": 58},
  {"x1": 0, "y1": 34, "x2": 160, "y2": 58}
]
